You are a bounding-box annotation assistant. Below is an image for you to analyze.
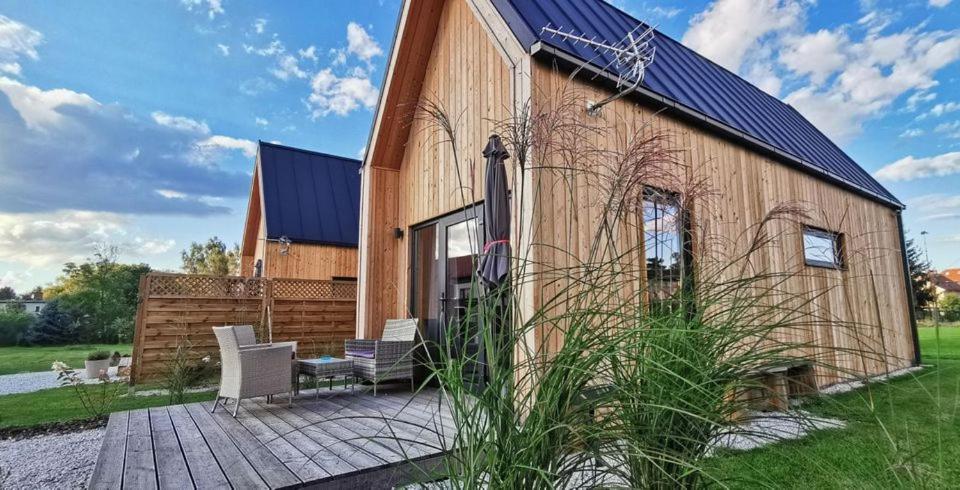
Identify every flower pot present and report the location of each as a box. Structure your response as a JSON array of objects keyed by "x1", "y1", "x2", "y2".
[{"x1": 85, "y1": 359, "x2": 111, "y2": 379}]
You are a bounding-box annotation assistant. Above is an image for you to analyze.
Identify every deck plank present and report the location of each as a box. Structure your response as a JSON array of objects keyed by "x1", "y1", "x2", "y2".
[
  {"x1": 89, "y1": 411, "x2": 128, "y2": 489},
  {"x1": 91, "y1": 389, "x2": 451, "y2": 489},
  {"x1": 320, "y1": 395, "x2": 447, "y2": 451},
  {"x1": 167, "y1": 404, "x2": 230, "y2": 489},
  {"x1": 300, "y1": 397, "x2": 433, "y2": 460},
  {"x1": 346, "y1": 392, "x2": 454, "y2": 439},
  {"x1": 122, "y1": 409, "x2": 158, "y2": 490},
  {"x1": 207, "y1": 402, "x2": 314, "y2": 486},
  {"x1": 183, "y1": 402, "x2": 269, "y2": 489},
  {"x1": 147, "y1": 407, "x2": 192, "y2": 490},
  {"x1": 249, "y1": 398, "x2": 389, "y2": 472},
  {"x1": 235, "y1": 401, "x2": 361, "y2": 478}
]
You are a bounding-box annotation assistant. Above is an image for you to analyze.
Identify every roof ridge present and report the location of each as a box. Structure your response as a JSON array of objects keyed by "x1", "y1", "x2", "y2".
[{"x1": 258, "y1": 140, "x2": 361, "y2": 164}]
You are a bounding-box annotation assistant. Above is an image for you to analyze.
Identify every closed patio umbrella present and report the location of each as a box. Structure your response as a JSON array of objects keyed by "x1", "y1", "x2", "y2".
[{"x1": 477, "y1": 134, "x2": 511, "y2": 288}]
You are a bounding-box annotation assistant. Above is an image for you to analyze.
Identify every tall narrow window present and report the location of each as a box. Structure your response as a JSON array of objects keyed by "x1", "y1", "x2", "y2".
[
  {"x1": 802, "y1": 226, "x2": 844, "y2": 269},
  {"x1": 643, "y1": 189, "x2": 685, "y2": 305}
]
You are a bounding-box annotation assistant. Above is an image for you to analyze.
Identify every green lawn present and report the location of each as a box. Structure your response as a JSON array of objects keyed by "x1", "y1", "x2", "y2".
[
  {"x1": 0, "y1": 344, "x2": 132, "y2": 375},
  {"x1": 707, "y1": 327, "x2": 960, "y2": 488},
  {"x1": 0, "y1": 385, "x2": 215, "y2": 430}
]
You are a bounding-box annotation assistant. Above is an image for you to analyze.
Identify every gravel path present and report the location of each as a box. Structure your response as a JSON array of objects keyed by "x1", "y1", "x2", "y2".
[
  {"x1": 0, "y1": 368, "x2": 123, "y2": 396},
  {"x1": 0, "y1": 428, "x2": 103, "y2": 489}
]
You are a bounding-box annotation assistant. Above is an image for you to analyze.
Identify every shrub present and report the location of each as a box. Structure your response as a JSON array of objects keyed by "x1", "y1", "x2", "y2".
[
  {"x1": 86, "y1": 350, "x2": 111, "y2": 361},
  {"x1": 940, "y1": 295, "x2": 960, "y2": 322},
  {"x1": 163, "y1": 339, "x2": 216, "y2": 404},
  {"x1": 0, "y1": 309, "x2": 33, "y2": 346},
  {"x1": 25, "y1": 299, "x2": 82, "y2": 345}
]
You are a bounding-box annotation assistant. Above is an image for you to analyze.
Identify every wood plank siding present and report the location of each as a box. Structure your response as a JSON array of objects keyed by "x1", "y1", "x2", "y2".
[
  {"x1": 357, "y1": 0, "x2": 915, "y2": 386},
  {"x1": 358, "y1": 0, "x2": 514, "y2": 338},
  {"x1": 527, "y1": 62, "x2": 914, "y2": 385}
]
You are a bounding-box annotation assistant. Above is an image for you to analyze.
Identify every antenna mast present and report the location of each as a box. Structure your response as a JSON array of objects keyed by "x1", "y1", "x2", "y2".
[{"x1": 541, "y1": 22, "x2": 656, "y2": 114}]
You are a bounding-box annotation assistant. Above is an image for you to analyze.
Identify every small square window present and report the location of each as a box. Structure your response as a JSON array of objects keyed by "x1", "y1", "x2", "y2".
[{"x1": 803, "y1": 227, "x2": 843, "y2": 269}]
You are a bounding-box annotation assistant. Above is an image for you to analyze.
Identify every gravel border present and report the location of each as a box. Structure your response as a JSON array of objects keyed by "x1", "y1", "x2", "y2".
[
  {"x1": 0, "y1": 428, "x2": 104, "y2": 489},
  {"x1": 0, "y1": 367, "x2": 125, "y2": 396}
]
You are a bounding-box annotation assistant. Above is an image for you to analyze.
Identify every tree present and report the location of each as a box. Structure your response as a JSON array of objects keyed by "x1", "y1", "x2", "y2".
[
  {"x1": 905, "y1": 238, "x2": 936, "y2": 309},
  {"x1": 0, "y1": 286, "x2": 15, "y2": 300},
  {"x1": 181, "y1": 237, "x2": 240, "y2": 276},
  {"x1": 44, "y1": 249, "x2": 150, "y2": 343},
  {"x1": 941, "y1": 294, "x2": 960, "y2": 322},
  {"x1": 25, "y1": 299, "x2": 81, "y2": 345},
  {"x1": 19, "y1": 286, "x2": 43, "y2": 300},
  {"x1": 0, "y1": 309, "x2": 33, "y2": 346}
]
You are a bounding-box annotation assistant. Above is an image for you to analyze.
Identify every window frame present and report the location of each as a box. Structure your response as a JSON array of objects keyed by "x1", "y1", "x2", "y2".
[
  {"x1": 641, "y1": 186, "x2": 694, "y2": 307},
  {"x1": 801, "y1": 225, "x2": 845, "y2": 270}
]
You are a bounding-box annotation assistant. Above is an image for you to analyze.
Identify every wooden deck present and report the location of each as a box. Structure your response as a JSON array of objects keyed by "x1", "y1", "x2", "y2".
[{"x1": 89, "y1": 386, "x2": 454, "y2": 489}]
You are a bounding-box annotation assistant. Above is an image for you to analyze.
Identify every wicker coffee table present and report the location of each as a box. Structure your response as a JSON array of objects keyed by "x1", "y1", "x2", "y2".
[{"x1": 297, "y1": 357, "x2": 355, "y2": 397}]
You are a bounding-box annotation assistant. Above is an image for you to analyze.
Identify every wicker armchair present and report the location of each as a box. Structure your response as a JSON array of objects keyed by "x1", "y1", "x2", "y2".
[
  {"x1": 345, "y1": 318, "x2": 418, "y2": 395},
  {"x1": 211, "y1": 326, "x2": 294, "y2": 417},
  {"x1": 233, "y1": 324, "x2": 298, "y2": 357}
]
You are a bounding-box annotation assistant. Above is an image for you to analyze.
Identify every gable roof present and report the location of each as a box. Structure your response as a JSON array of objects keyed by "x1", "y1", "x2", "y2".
[
  {"x1": 490, "y1": 0, "x2": 901, "y2": 208},
  {"x1": 257, "y1": 141, "x2": 362, "y2": 247}
]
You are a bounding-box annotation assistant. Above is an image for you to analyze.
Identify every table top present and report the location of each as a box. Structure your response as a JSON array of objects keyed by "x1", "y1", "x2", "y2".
[{"x1": 299, "y1": 357, "x2": 351, "y2": 366}]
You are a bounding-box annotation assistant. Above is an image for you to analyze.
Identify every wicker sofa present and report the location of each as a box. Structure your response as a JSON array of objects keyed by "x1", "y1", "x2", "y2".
[
  {"x1": 211, "y1": 325, "x2": 295, "y2": 416},
  {"x1": 345, "y1": 318, "x2": 418, "y2": 395}
]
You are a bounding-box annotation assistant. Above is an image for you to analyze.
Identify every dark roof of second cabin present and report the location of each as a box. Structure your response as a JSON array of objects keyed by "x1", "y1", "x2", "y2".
[
  {"x1": 491, "y1": 0, "x2": 901, "y2": 208},
  {"x1": 258, "y1": 141, "x2": 361, "y2": 247}
]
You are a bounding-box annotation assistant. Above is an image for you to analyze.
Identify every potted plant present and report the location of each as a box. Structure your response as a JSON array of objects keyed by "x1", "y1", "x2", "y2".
[{"x1": 85, "y1": 350, "x2": 112, "y2": 379}]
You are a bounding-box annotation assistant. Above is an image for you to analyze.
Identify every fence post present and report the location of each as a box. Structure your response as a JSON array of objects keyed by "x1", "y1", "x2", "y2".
[
  {"x1": 264, "y1": 278, "x2": 274, "y2": 343},
  {"x1": 130, "y1": 274, "x2": 151, "y2": 385}
]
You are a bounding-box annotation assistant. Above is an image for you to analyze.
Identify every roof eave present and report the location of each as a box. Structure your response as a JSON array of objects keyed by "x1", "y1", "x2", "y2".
[{"x1": 530, "y1": 41, "x2": 905, "y2": 211}]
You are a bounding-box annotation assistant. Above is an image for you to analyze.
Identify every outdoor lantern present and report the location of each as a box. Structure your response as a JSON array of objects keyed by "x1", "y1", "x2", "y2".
[{"x1": 278, "y1": 236, "x2": 292, "y2": 256}]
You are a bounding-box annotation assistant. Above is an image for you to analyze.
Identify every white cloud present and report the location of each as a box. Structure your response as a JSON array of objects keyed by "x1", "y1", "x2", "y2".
[
  {"x1": 682, "y1": 0, "x2": 803, "y2": 72},
  {"x1": 924, "y1": 101, "x2": 960, "y2": 118},
  {"x1": 0, "y1": 211, "x2": 127, "y2": 267},
  {"x1": 0, "y1": 78, "x2": 247, "y2": 215},
  {"x1": 270, "y1": 54, "x2": 307, "y2": 81},
  {"x1": 651, "y1": 6, "x2": 684, "y2": 19},
  {"x1": 216, "y1": 43, "x2": 230, "y2": 56},
  {"x1": 253, "y1": 18, "x2": 267, "y2": 35},
  {"x1": 875, "y1": 152, "x2": 960, "y2": 181},
  {"x1": 780, "y1": 29, "x2": 848, "y2": 85},
  {"x1": 930, "y1": 0, "x2": 952, "y2": 7},
  {"x1": 900, "y1": 128, "x2": 924, "y2": 138},
  {"x1": 196, "y1": 135, "x2": 257, "y2": 158},
  {"x1": 244, "y1": 39, "x2": 284, "y2": 57},
  {"x1": 784, "y1": 28, "x2": 960, "y2": 142},
  {"x1": 0, "y1": 76, "x2": 98, "y2": 130},
  {"x1": 132, "y1": 237, "x2": 176, "y2": 255},
  {"x1": 346, "y1": 22, "x2": 383, "y2": 61},
  {"x1": 934, "y1": 120, "x2": 960, "y2": 138},
  {"x1": 298, "y1": 45, "x2": 318, "y2": 62},
  {"x1": 907, "y1": 193, "x2": 960, "y2": 220},
  {"x1": 0, "y1": 15, "x2": 42, "y2": 77},
  {"x1": 180, "y1": 0, "x2": 224, "y2": 19},
  {"x1": 906, "y1": 91, "x2": 937, "y2": 112},
  {"x1": 307, "y1": 68, "x2": 379, "y2": 117},
  {"x1": 151, "y1": 111, "x2": 210, "y2": 134},
  {"x1": 255, "y1": 117, "x2": 269, "y2": 126},
  {"x1": 238, "y1": 77, "x2": 275, "y2": 96}
]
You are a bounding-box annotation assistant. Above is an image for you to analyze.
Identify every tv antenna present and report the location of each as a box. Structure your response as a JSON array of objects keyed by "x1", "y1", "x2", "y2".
[{"x1": 541, "y1": 22, "x2": 656, "y2": 115}]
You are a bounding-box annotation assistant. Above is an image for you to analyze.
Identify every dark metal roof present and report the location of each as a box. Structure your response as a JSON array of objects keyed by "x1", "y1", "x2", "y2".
[
  {"x1": 491, "y1": 0, "x2": 901, "y2": 208},
  {"x1": 258, "y1": 141, "x2": 361, "y2": 247}
]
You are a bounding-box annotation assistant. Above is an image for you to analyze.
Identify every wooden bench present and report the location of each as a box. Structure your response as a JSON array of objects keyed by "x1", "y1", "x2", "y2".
[{"x1": 742, "y1": 360, "x2": 816, "y2": 412}]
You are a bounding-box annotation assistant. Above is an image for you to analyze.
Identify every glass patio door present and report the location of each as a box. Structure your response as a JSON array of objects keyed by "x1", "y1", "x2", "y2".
[{"x1": 411, "y1": 206, "x2": 485, "y2": 388}]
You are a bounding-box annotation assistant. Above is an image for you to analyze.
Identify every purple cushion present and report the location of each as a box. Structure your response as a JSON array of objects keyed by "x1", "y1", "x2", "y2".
[{"x1": 345, "y1": 349, "x2": 375, "y2": 359}]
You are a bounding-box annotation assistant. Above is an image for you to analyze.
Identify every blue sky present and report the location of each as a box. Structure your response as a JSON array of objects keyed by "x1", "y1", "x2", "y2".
[{"x1": 0, "y1": 0, "x2": 958, "y2": 292}]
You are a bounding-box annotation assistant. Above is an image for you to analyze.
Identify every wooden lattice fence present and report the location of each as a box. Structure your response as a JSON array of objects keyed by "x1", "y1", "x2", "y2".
[{"x1": 130, "y1": 273, "x2": 357, "y2": 383}]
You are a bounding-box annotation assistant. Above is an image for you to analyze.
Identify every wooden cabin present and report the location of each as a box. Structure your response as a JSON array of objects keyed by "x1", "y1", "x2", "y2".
[
  {"x1": 240, "y1": 141, "x2": 361, "y2": 281},
  {"x1": 356, "y1": 0, "x2": 920, "y2": 387}
]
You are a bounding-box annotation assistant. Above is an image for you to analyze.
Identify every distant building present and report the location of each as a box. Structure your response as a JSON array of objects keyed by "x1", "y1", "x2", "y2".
[
  {"x1": 931, "y1": 269, "x2": 960, "y2": 300},
  {"x1": 0, "y1": 300, "x2": 46, "y2": 315},
  {"x1": 239, "y1": 141, "x2": 361, "y2": 281}
]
